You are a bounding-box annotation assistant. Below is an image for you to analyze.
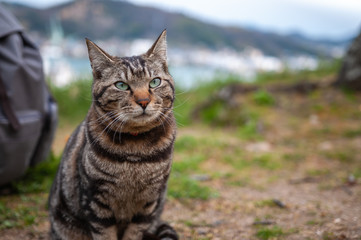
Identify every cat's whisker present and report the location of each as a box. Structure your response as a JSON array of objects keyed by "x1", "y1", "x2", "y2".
[
  {"x1": 90, "y1": 112, "x2": 126, "y2": 147},
  {"x1": 112, "y1": 114, "x2": 128, "y2": 144},
  {"x1": 174, "y1": 89, "x2": 188, "y2": 96},
  {"x1": 162, "y1": 109, "x2": 185, "y2": 127},
  {"x1": 173, "y1": 97, "x2": 191, "y2": 109},
  {"x1": 89, "y1": 110, "x2": 118, "y2": 125}
]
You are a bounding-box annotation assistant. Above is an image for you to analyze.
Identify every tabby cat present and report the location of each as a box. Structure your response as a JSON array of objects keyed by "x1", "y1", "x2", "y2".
[{"x1": 48, "y1": 30, "x2": 178, "y2": 240}]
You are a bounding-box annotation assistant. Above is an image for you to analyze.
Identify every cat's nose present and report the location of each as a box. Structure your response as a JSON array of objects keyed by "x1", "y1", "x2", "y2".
[{"x1": 136, "y1": 98, "x2": 150, "y2": 109}]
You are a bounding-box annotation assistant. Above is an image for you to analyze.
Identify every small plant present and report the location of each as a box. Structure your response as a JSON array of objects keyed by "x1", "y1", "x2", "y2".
[
  {"x1": 323, "y1": 150, "x2": 355, "y2": 163},
  {"x1": 238, "y1": 119, "x2": 261, "y2": 140},
  {"x1": 11, "y1": 153, "x2": 60, "y2": 194},
  {"x1": 256, "y1": 226, "x2": 284, "y2": 240},
  {"x1": 51, "y1": 78, "x2": 92, "y2": 125},
  {"x1": 172, "y1": 155, "x2": 206, "y2": 173},
  {"x1": 252, "y1": 155, "x2": 280, "y2": 170},
  {"x1": 0, "y1": 201, "x2": 39, "y2": 230},
  {"x1": 252, "y1": 90, "x2": 275, "y2": 106},
  {"x1": 168, "y1": 175, "x2": 214, "y2": 200},
  {"x1": 343, "y1": 128, "x2": 361, "y2": 138},
  {"x1": 174, "y1": 135, "x2": 199, "y2": 152},
  {"x1": 223, "y1": 155, "x2": 249, "y2": 170}
]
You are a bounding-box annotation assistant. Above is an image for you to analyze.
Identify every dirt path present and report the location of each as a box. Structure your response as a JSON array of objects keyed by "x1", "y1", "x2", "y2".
[
  {"x1": 165, "y1": 181, "x2": 361, "y2": 239},
  {"x1": 1, "y1": 180, "x2": 360, "y2": 240}
]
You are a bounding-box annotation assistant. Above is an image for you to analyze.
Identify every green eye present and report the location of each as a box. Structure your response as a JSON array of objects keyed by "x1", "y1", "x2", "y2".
[
  {"x1": 115, "y1": 81, "x2": 129, "y2": 90},
  {"x1": 149, "y1": 78, "x2": 161, "y2": 88}
]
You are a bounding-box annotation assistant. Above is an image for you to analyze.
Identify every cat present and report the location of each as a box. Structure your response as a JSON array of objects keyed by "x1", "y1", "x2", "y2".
[{"x1": 48, "y1": 30, "x2": 178, "y2": 240}]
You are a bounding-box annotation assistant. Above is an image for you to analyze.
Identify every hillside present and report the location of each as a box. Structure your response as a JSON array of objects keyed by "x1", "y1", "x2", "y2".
[{"x1": 2, "y1": 0, "x2": 348, "y2": 57}]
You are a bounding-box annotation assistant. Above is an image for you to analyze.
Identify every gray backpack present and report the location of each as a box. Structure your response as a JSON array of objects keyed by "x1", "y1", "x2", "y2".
[{"x1": 0, "y1": 6, "x2": 58, "y2": 186}]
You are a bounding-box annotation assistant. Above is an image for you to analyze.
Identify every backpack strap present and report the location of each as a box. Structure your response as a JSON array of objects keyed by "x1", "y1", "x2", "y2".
[{"x1": 0, "y1": 74, "x2": 21, "y2": 131}]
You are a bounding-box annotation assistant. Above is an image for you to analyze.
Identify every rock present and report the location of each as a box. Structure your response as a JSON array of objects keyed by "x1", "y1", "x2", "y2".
[
  {"x1": 334, "y1": 218, "x2": 342, "y2": 224},
  {"x1": 318, "y1": 141, "x2": 333, "y2": 151},
  {"x1": 245, "y1": 141, "x2": 271, "y2": 152},
  {"x1": 336, "y1": 31, "x2": 361, "y2": 90},
  {"x1": 190, "y1": 174, "x2": 211, "y2": 182},
  {"x1": 309, "y1": 114, "x2": 320, "y2": 125}
]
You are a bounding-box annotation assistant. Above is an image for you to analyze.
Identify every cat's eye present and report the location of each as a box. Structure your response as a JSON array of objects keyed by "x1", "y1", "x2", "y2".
[
  {"x1": 115, "y1": 81, "x2": 129, "y2": 91},
  {"x1": 149, "y1": 78, "x2": 161, "y2": 88}
]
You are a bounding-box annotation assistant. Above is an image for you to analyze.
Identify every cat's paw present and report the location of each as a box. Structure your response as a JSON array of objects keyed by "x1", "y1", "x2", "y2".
[{"x1": 155, "y1": 223, "x2": 179, "y2": 240}]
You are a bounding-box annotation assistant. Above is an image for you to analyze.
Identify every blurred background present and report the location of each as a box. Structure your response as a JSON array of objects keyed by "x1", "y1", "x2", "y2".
[
  {"x1": 1, "y1": 0, "x2": 361, "y2": 239},
  {"x1": 1, "y1": 0, "x2": 359, "y2": 87}
]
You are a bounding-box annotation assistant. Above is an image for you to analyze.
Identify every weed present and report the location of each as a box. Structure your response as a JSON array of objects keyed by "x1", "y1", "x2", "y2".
[
  {"x1": 255, "y1": 199, "x2": 275, "y2": 208},
  {"x1": 0, "y1": 200, "x2": 40, "y2": 229},
  {"x1": 10, "y1": 153, "x2": 60, "y2": 194},
  {"x1": 324, "y1": 150, "x2": 355, "y2": 163},
  {"x1": 168, "y1": 175, "x2": 214, "y2": 200},
  {"x1": 172, "y1": 155, "x2": 206, "y2": 174},
  {"x1": 252, "y1": 90, "x2": 275, "y2": 106},
  {"x1": 283, "y1": 153, "x2": 305, "y2": 162},
  {"x1": 174, "y1": 135, "x2": 199, "y2": 152},
  {"x1": 50, "y1": 79, "x2": 92, "y2": 125},
  {"x1": 312, "y1": 104, "x2": 324, "y2": 112},
  {"x1": 353, "y1": 168, "x2": 361, "y2": 178},
  {"x1": 227, "y1": 178, "x2": 249, "y2": 187},
  {"x1": 343, "y1": 128, "x2": 361, "y2": 138},
  {"x1": 322, "y1": 232, "x2": 336, "y2": 240},
  {"x1": 255, "y1": 226, "x2": 284, "y2": 240},
  {"x1": 306, "y1": 220, "x2": 319, "y2": 226},
  {"x1": 238, "y1": 119, "x2": 262, "y2": 140},
  {"x1": 222, "y1": 155, "x2": 249, "y2": 170},
  {"x1": 306, "y1": 169, "x2": 330, "y2": 177},
  {"x1": 252, "y1": 155, "x2": 280, "y2": 170}
]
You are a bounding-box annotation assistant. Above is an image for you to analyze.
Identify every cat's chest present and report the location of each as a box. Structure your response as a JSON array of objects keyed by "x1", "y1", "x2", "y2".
[
  {"x1": 87, "y1": 156, "x2": 170, "y2": 198},
  {"x1": 116, "y1": 161, "x2": 169, "y2": 192},
  {"x1": 108, "y1": 161, "x2": 170, "y2": 219}
]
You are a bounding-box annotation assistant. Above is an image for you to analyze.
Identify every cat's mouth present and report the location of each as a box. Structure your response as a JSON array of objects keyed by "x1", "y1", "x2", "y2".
[{"x1": 133, "y1": 109, "x2": 157, "y2": 120}]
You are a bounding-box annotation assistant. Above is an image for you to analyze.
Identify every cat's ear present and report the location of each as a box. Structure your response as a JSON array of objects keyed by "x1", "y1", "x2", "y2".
[
  {"x1": 85, "y1": 38, "x2": 114, "y2": 78},
  {"x1": 146, "y1": 29, "x2": 167, "y2": 63}
]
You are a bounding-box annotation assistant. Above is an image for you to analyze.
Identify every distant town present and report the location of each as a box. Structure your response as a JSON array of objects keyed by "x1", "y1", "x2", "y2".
[{"x1": 31, "y1": 10, "x2": 345, "y2": 88}]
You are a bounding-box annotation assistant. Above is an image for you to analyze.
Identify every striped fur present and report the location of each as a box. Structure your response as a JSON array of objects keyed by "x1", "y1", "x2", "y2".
[{"x1": 49, "y1": 30, "x2": 178, "y2": 240}]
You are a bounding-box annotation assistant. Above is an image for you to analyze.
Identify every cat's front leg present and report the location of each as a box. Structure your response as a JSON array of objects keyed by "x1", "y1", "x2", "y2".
[
  {"x1": 90, "y1": 224, "x2": 118, "y2": 240},
  {"x1": 122, "y1": 223, "x2": 150, "y2": 240}
]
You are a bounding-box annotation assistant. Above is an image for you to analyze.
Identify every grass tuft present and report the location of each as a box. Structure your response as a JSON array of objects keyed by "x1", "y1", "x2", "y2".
[
  {"x1": 256, "y1": 226, "x2": 284, "y2": 240},
  {"x1": 252, "y1": 90, "x2": 275, "y2": 106},
  {"x1": 10, "y1": 153, "x2": 60, "y2": 194}
]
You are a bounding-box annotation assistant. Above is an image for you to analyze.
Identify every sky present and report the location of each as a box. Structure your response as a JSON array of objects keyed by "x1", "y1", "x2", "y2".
[{"x1": 3, "y1": 0, "x2": 361, "y2": 40}]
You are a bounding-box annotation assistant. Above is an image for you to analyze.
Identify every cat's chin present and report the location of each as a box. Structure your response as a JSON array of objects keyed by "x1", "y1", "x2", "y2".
[{"x1": 124, "y1": 110, "x2": 169, "y2": 133}]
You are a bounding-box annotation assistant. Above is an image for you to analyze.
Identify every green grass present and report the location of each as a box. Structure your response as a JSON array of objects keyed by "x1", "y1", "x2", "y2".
[
  {"x1": 238, "y1": 119, "x2": 262, "y2": 140},
  {"x1": 169, "y1": 148, "x2": 214, "y2": 200},
  {"x1": 252, "y1": 154, "x2": 281, "y2": 170},
  {"x1": 223, "y1": 155, "x2": 249, "y2": 170},
  {"x1": 0, "y1": 197, "x2": 44, "y2": 230},
  {"x1": 343, "y1": 128, "x2": 361, "y2": 138},
  {"x1": 283, "y1": 153, "x2": 305, "y2": 163},
  {"x1": 168, "y1": 175, "x2": 214, "y2": 200},
  {"x1": 174, "y1": 135, "x2": 199, "y2": 152},
  {"x1": 50, "y1": 78, "x2": 92, "y2": 126},
  {"x1": 10, "y1": 153, "x2": 60, "y2": 194},
  {"x1": 255, "y1": 226, "x2": 284, "y2": 240},
  {"x1": 172, "y1": 155, "x2": 206, "y2": 173},
  {"x1": 252, "y1": 90, "x2": 275, "y2": 106},
  {"x1": 323, "y1": 150, "x2": 356, "y2": 163}
]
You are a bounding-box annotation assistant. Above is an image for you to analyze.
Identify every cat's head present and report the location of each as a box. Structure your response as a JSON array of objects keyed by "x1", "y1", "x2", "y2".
[{"x1": 86, "y1": 30, "x2": 174, "y2": 133}]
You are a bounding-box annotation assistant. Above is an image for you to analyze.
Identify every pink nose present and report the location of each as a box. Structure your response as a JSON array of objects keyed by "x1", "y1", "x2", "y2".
[{"x1": 136, "y1": 98, "x2": 150, "y2": 109}]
